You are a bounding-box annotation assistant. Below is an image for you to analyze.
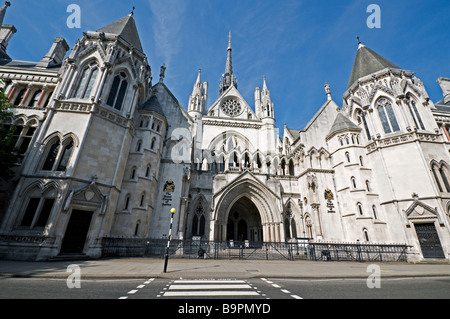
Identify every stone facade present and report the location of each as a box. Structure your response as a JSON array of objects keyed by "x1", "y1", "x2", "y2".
[{"x1": 0, "y1": 6, "x2": 449, "y2": 262}]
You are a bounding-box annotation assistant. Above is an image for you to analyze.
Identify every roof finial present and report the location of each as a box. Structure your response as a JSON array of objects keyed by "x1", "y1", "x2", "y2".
[
  {"x1": 228, "y1": 31, "x2": 232, "y2": 50},
  {"x1": 159, "y1": 64, "x2": 166, "y2": 83},
  {"x1": 0, "y1": 1, "x2": 11, "y2": 26},
  {"x1": 131, "y1": 6, "x2": 135, "y2": 16},
  {"x1": 357, "y1": 36, "x2": 361, "y2": 44},
  {"x1": 324, "y1": 82, "x2": 332, "y2": 101}
]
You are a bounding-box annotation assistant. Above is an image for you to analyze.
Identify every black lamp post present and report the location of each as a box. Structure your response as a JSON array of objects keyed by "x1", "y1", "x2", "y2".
[{"x1": 163, "y1": 208, "x2": 176, "y2": 273}]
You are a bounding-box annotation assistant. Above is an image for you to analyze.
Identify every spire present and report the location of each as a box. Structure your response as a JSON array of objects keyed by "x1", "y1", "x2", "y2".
[
  {"x1": 188, "y1": 68, "x2": 208, "y2": 115},
  {"x1": 347, "y1": 41, "x2": 400, "y2": 89},
  {"x1": 224, "y1": 32, "x2": 233, "y2": 78},
  {"x1": 0, "y1": 1, "x2": 10, "y2": 26},
  {"x1": 219, "y1": 32, "x2": 237, "y2": 95}
]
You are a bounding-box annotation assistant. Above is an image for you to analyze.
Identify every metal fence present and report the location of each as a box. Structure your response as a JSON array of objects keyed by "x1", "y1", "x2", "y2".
[{"x1": 101, "y1": 238, "x2": 410, "y2": 262}]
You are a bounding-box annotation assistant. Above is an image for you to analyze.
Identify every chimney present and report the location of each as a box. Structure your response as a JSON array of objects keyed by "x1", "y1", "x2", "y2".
[
  {"x1": 36, "y1": 37, "x2": 70, "y2": 68},
  {"x1": 437, "y1": 77, "x2": 450, "y2": 104}
]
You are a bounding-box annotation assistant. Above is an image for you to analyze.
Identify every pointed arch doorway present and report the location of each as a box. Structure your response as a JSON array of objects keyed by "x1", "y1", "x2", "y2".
[{"x1": 226, "y1": 196, "x2": 263, "y2": 242}]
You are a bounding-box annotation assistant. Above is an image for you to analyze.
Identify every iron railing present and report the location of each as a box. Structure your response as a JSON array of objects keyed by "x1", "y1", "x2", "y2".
[{"x1": 101, "y1": 238, "x2": 410, "y2": 262}]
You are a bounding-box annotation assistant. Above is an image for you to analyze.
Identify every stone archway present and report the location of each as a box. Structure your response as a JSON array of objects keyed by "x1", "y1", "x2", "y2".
[
  {"x1": 226, "y1": 196, "x2": 263, "y2": 242},
  {"x1": 212, "y1": 177, "x2": 282, "y2": 242}
]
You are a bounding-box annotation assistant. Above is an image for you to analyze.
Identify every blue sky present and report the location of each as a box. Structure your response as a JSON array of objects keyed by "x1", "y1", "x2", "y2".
[{"x1": 5, "y1": 0, "x2": 450, "y2": 130}]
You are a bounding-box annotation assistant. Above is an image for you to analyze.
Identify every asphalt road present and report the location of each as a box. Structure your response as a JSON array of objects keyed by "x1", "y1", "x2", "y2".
[{"x1": 0, "y1": 275, "x2": 448, "y2": 300}]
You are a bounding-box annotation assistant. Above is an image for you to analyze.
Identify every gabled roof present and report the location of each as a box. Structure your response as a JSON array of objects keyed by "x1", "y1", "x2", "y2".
[
  {"x1": 326, "y1": 113, "x2": 361, "y2": 139},
  {"x1": 347, "y1": 44, "x2": 400, "y2": 89},
  {"x1": 97, "y1": 14, "x2": 143, "y2": 52}
]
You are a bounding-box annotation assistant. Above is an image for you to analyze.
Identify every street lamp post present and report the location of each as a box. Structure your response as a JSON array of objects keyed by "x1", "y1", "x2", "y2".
[{"x1": 163, "y1": 208, "x2": 176, "y2": 273}]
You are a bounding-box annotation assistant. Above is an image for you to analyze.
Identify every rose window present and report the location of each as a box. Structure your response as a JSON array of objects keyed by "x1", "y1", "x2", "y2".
[{"x1": 221, "y1": 98, "x2": 242, "y2": 117}]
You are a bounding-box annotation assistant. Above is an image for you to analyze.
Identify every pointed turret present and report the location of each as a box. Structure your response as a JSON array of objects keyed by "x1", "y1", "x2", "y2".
[
  {"x1": 219, "y1": 32, "x2": 237, "y2": 95},
  {"x1": 188, "y1": 69, "x2": 208, "y2": 116},
  {"x1": 97, "y1": 13, "x2": 143, "y2": 52},
  {"x1": 261, "y1": 76, "x2": 274, "y2": 119},
  {"x1": 347, "y1": 41, "x2": 400, "y2": 89}
]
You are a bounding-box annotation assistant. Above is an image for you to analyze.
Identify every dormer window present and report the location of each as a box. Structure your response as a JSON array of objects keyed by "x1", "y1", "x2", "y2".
[{"x1": 107, "y1": 72, "x2": 128, "y2": 111}]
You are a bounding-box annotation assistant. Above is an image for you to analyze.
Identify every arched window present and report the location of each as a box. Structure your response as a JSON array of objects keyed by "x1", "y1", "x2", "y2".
[
  {"x1": 377, "y1": 98, "x2": 400, "y2": 134},
  {"x1": 345, "y1": 152, "x2": 350, "y2": 163},
  {"x1": 192, "y1": 199, "x2": 206, "y2": 237},
  {"x1": 19, "y1": 187, "x2": 56, "y2": 229},
  {"x1": 140, "y1": 192, "x2": 145, "y2": 207},
  {"x1": 363, "y1": 228, "x2": 370, "y2": 241},
  {"x1": 372, "y1": 205, "x2": 378, "y2": 219},
  {"x1": 56, "y1": 140, "x2": 74, "y2": 172},
  {"x1": 30, "y1": 90, "x2": 42, "y2": 107},
  {"x1": 124, "y1": 194, "x2": 130, "y2": 210},
  {"x1": 107, "y1": 72, "x2": 128, "y2": 110},
  {"x1": 244, "y1": 153, "x2": 250, "y2": 168},
  {"x1": 357, "y1": 202, "x2": 363, "y2": 216},
  {"x1": 131, "y1": 167, "x2": 137, "y2": 179},
  {"x1": 439, "y1": 166, "x2": 450, "y2": 192},
  {"x1": 150, "y1": 138, "x2": 156, "y2": 150},
  {"x1": 351, "y1": 176, "x2": 357, "y2": 189},
  {"x1": 289, "y1": 159, "x2": 295, "y2": 176},
  {"x1": 359, "y1": 156, "x2": 364, "y2": 166},
  {"x1": 42, "y1": 139, "x2": 60, "y2": 171},
  {"x1": 281, "y1": 159, "x2": 286, "y2": 175},
  {"x1": 365, "y1": 180, "x2": 371, "y2": 192},
  {"x1": 407, "y1": 98, "x2": 425, "y2": 130},
  {"x1": 145, "y1": 164, "x2": 151, "y2": 178},
  {"x1": 74, "y1": 63, "x2": 99, "y2": 99},
  {"x1": 136, "y1": 140, "x2": 142, "y2": 152},
  {"x1": 13, "y1": 88, "x2": 27, "y2": 106},
  {"x1": 432, "y1": 164, "x2": 443, "y2": 192}
]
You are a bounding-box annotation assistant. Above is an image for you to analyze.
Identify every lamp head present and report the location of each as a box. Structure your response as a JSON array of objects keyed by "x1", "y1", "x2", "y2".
[{"x1": 170, "y1": 208, "x2": 176, "y2": 214}]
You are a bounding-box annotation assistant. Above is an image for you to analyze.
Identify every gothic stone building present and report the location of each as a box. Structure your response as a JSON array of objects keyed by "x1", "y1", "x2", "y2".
[{"x1": 0, "y1": 5, "x2": 449, "y2": 261}]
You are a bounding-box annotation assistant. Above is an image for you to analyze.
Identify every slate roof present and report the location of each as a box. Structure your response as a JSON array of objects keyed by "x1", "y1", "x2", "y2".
[
  {"x1": 347, "y1": 44, "x2": 400, "y2": 89},
  {"x1": 327, "y1": 113, "x2": 361, "y2": 138},
  {"x1": 97, "y1": 14, "x2": 143, "y2": 52},
  {"x1": 139, "y1": 94, "x2": 165, "y2": 116}
]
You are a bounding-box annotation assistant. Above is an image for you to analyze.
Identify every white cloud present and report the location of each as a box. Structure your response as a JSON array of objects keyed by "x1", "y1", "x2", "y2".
[{"x1": 148, "y1": 0, "x2": 187, "y2": 67}]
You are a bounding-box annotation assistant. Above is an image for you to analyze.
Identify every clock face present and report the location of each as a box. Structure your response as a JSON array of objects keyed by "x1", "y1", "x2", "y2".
[{"x1": 221, "y1": 98, "x2": 243, "y2": 117}]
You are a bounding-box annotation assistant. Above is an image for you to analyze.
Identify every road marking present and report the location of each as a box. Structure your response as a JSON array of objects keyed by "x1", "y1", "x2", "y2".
[
  {"x1": 127, "y1": 289, "x2": 138, "y2": 294},
  {"x1": 281, "y1": 289, "x2": 291, "y2": 294},
  {"x1": 173, "y1": 279, "x2": 247, "y2": 284},
  {"x1": 169, "y1": 284, "x2": 252, "y2": 290},
  {"x1": 159, "y1": 279, "x2": 261, "y2": 298},
  {"x1": 163, "y1": 290, "x2": 260, "y2": 297}
]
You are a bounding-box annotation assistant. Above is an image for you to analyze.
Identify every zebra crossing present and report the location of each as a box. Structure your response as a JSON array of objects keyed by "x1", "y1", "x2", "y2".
[{"x1": 157, "y1": 279, "x2": 266, "y2": 298}]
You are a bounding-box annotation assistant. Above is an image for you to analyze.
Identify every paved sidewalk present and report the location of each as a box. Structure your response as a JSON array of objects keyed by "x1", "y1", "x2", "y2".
[{"x1": 0, "y1": 258, "x2": 449, "y2": 279}]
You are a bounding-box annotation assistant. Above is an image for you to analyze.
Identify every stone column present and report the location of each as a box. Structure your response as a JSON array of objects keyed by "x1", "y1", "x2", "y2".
[{"x1": 311, "y1": 204, "x2": 323, "y2": 239}]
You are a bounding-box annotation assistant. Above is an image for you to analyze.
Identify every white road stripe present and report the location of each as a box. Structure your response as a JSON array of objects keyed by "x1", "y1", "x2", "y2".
[
  {"x1": 169, "y1": 284, "x2": 252, "y2": 290},
  {"x1": 173, "y1": 280, "x2": 247, "y2": 284},
  {"x1": 161, "y1": 279, "x2": 261, "y2": 298},
  {"x1": 163, "y1": 291, "x2": 260, "y2": 297}
]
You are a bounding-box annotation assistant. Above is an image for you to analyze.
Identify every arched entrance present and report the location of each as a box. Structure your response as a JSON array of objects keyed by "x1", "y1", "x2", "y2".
[
  {"x1": 213, "y1": 177, "x2": 282, "y2": 242},
  {"x1": 226, "y1": 197, "x2": 263, "y2": 242}
]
